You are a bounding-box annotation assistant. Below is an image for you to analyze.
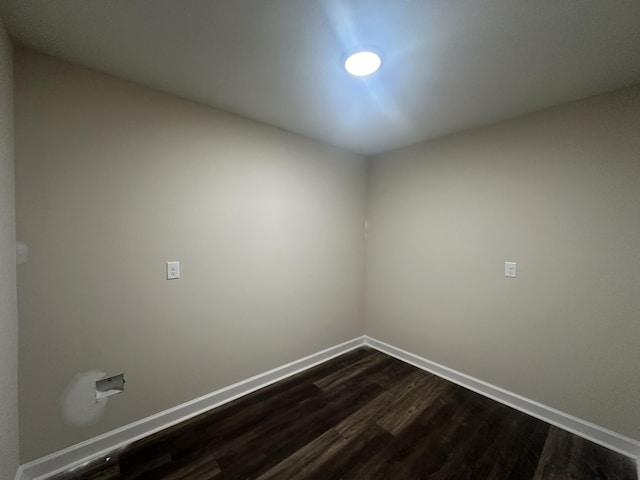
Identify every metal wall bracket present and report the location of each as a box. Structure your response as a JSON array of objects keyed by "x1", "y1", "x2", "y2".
[{"x1": 96, "y1": 373, "x2": 125, "y2": 401}]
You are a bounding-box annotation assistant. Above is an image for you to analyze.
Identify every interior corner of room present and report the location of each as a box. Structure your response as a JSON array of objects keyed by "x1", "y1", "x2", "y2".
[{"x1": 0, "y1": 2, "x2": 639, "y2": 480}]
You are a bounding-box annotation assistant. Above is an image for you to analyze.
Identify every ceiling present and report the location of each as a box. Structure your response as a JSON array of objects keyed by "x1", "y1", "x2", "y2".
[{"x1": 1, "y1": 0, "x2": 640, "y2": 156}]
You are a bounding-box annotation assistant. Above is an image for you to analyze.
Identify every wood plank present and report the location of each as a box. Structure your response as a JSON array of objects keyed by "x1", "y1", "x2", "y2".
[
  {"x1": 50, "y1": 348, "x2": 637, "y2": 480},
  {"x1": 533, "y1": 426, "x2": 636, "y2": 480},
  {"x1": 334, "y1": 369, "x2": 434, "y2": 440},
  {"x1": 135, "y1": 450, "x2": 220, "y2": 480},
  {"x1": 312, "y1": 350, "x2": 390, "y2": 391},
  {"x1": 376, "y1": 371, "x2": 448, "y2": 436},
  {"x1": 255, "y1": 428, "x2": 348, "y2": 479},
  {"x1": 212, "y1": 375, "x2": 384, "y2": 478}
]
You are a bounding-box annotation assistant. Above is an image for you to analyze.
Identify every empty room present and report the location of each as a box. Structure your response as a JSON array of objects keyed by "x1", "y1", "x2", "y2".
[{"x1": 1, "y1": 1, "x2": 639, "y2": 479}]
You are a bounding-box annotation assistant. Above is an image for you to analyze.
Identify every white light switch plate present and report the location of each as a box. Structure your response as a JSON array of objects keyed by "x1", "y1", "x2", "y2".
[
  {"x1": 504, "y1": 261, "x2": 517, "y2": 278},
  {"x1": 166, "y1": 261, "x2": 180, "y2": 280}
]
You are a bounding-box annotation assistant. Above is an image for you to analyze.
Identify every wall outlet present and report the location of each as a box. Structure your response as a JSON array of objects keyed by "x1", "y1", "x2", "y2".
[
  {"x1": 504, "y1": 261, "x2": 517, "y2": 278},
  {"x1": 166, "y1": 261, "x2": 180, "y2": 280}
]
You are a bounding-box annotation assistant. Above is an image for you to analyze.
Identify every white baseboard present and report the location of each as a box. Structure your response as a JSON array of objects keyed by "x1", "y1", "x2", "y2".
[
  {"x1": 18, "y1": 335, "x2": 640, "y2": 479},
  {"x1": 364, "y1": 336, "x2": 640, "y2": 461},
  {"x1": 16, "y1": 336, "x2": 366, "y2": 480}
]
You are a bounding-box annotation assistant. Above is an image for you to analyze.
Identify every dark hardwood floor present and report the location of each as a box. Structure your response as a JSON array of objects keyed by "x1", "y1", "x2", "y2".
[{"x1": 51, "y1": 348, "x2": 637, "y2": 479}]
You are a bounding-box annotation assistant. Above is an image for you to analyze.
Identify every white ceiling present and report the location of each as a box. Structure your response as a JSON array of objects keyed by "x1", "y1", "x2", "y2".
[{"x1": 1, "y1": 0, "x2": 640, "y2": 155}]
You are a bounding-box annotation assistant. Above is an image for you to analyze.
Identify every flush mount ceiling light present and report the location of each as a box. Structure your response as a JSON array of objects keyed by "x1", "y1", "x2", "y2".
[{"x1": 344, "y1": 51, "x2": 381, "y2": 76}]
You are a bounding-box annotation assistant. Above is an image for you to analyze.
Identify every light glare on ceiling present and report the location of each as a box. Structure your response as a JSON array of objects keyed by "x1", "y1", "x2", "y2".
[{"x1": 344, "y1": 51, "x2": 381, "y2": 76}]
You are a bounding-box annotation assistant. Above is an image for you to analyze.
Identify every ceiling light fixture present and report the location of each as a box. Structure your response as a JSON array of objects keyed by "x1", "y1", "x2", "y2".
[{"x1": 344, "y1": 51, "x2": 381, "y2": 77}]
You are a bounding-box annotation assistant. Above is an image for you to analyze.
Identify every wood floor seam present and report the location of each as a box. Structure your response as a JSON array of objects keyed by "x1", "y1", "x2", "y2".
[{"x1": 49, "y1": 348, "x2": 637, "y2": 480}]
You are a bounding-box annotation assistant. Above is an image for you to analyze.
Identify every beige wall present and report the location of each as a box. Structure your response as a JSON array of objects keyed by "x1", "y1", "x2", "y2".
[
  {"x1": 0, "y1": 16, "x2": 19, "y2": 480},
  {"x1": 366, "y1": 86, "x2": 640, "y2": 440},
  {"x1": 15, "y1": 49, "x2": 367, "y2": 461},
  {"x1": 14, "y1": 43, "x2": 640, "y2": 465}
]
